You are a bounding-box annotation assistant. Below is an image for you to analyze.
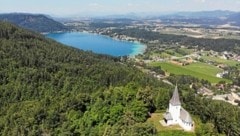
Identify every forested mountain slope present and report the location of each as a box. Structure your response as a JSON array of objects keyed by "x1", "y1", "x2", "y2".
[
  {"x1": 0, "y1": 13, "x2": 68, "y2": 32},
  {"x1": 1, "y1": 22, "x2": 240, "y2": 136},
  {"x1": 0, "y1": 21, "x2": 168, "y2": 135}
]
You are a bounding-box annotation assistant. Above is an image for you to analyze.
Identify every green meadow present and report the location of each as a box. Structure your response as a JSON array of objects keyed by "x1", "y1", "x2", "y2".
[
  {"x1": 147, "y1": 113, "x2": 195, "y2": 136},
  {"x1": 150, "y1": 62, "x2": 231, "y2": 83},
  {"x1": 202, "y1": 56, "x2": 240, "y2": 67}
]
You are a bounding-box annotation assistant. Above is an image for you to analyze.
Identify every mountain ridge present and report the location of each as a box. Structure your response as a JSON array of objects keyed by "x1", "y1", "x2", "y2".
[{"x1": 0, "y1": 13, "x2": 68, "y2": 32}]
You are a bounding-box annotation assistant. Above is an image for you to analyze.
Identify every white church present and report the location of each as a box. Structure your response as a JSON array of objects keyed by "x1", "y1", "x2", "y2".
[{"x1": 163, "y1": 85, "x2": 194, "y2": 131}]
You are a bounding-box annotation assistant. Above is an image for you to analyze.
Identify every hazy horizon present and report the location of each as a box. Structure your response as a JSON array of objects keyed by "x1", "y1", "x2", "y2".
[{"x1": 0, "y1": 0, "x2": 239, "y2": 17}]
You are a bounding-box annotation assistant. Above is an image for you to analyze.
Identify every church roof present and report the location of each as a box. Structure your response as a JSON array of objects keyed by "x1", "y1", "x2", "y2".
[
  {"x1": 170, "y1": 85, "x2": 181, "y2": 106},
  {"x1": 164, "y1": 112, "x2": 173, "y2": 120},
  {"x1": 180, "y1": 108, "x2": 193, "y2": 123}
]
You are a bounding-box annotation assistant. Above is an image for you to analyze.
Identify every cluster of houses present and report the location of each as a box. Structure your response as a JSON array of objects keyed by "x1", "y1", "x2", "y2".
[
  {"x1": 212, "y1": 92, "x2": 240, "y2": 106},
  {"x1": 221, "y1": 51, "x2": 240, "y2": 62},
  {"x1": 196, "y1": 85, "x2": 240, "y2": 106},
  {"x1": 205, "y1": 50, "x2": 240, "y2": 62}
]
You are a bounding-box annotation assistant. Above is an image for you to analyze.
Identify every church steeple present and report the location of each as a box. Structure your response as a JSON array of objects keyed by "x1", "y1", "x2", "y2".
[
  {"x1": 164, "y1": 84, "x2": 193, "y2": 131},
  {"x1": 170, "y1": 85, "x2": 181, "y2": 106}
]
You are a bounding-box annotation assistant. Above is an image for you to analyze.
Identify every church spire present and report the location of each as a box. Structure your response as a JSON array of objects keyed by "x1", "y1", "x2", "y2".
[{"x1": 170, "y1": 85, "x2": 181, "y2": 106}]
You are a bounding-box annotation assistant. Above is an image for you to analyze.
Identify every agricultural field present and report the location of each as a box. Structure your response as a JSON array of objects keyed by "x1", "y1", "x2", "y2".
[
  {"x1": 151, "y1": 52, "x2": 172, "y2": 58},
  {"x1": 202, "y1": 56, "x2": 240, "y2": 67},
  {"x1": 158, "y1": 27, "x2": 240, "y2": 40},
  {"x1": 150, "y1": 48, "x2": 194, "y2": 59},
  {"x1": 150, "y1": 62, "x2": 231, "y2": 83}
]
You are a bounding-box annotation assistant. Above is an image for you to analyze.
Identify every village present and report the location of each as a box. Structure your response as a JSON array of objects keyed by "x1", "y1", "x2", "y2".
[
  {"x1": 134, "y1": 46, "x2": 240, "y2": 106},
  {"x1": 66, "y1": 20, "x2": 240, "y2": 107}
]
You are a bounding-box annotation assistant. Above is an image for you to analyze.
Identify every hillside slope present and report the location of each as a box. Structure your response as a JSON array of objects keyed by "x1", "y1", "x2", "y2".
[
  {"x1": 1, "y1": 22, "x2": 240, "y2": 136},
  {"x1": 0, "y1": 21, "x2": 169, "y2": 135},
  {"x1": 0, "y1": 13, "x2": 68, "y2": 32}
]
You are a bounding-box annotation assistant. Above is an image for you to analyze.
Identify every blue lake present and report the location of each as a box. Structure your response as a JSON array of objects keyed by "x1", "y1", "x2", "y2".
[{"x1": 46, "y1": 32, "x2": 146, "y2": 57}]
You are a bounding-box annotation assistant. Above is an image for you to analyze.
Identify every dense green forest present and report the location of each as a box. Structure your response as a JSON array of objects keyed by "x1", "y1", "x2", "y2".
[
  {"x1": 0, "y1": 21, "x2": 168, "y2": 135},
  {"x1": 0, "y1": 21, "x2": 240, "y2": 136},
  {"x1": 0, "y1": 13, "x2": 68, "y2": 32}
]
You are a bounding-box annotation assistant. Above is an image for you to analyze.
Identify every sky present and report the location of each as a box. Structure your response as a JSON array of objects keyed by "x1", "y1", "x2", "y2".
[{"x1": 0, "y1": 0, "x2": 239, "y2": 17}]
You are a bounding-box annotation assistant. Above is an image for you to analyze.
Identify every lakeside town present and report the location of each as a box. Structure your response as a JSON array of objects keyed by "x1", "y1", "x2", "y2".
[{"x1": 66, "y1": 19, "x2": 240, "y2": 107}]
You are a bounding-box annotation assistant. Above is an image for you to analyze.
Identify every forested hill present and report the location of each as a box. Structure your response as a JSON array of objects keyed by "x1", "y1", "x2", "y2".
[
  {"x1": 1, "y1": 22, "x2": 240, "y2": 136},
  {"x1": 0, "y1": 13, "x2": 68, "y2": 32},
  {"x1": 0, "y1": 21, "x2": 168, "y2": 135}
]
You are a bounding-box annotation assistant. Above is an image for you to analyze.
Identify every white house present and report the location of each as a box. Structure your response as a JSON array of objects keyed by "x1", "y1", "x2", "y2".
[{"x1": 163, "y1": 85, "x2": 193, "y2": 131}]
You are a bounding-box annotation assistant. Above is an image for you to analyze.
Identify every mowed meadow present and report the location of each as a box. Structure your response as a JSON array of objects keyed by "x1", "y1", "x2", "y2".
[{"x1": 150, "y1": 62, "x2": 231, "y2": 83}]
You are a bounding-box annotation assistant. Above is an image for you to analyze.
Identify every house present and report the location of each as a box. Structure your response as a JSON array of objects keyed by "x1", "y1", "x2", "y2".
[
  {"x1": 217, "y1": 64, "x2": 227, "y2": 69},
  {"x1": 163, "y1": 85, "x2": 194, "y2": 131},
  {"x1": 216, "y1": 71, "x2": 228, "y2": 78},
  {"x1": 226, "y1": 92, "x2": 240, "y2": 103},
  {"x1": 236, "y1": 56, "x2": 240, "y2": 62},
  {"x1": 197, "y1": 87, "x2": 214, "y2": 96}
]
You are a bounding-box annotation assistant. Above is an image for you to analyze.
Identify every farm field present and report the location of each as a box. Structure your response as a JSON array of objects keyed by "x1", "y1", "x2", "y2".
[
  {"x1": 202, "y1": 56, "x2": 240, "y2": 67},
  {"x1": 151, "y1": 48, "x2": 194, "y2": 59},
  {"x1": 184, "y1": 62, "x2": 222, "y2": 76},
  {"x1": 150, "y1": 62, "x2": 231, "y2": 83}
]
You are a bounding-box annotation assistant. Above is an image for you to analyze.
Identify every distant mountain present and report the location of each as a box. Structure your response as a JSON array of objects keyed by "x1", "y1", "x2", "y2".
[
  {"x1": 172, "y1": 10, "x2": 235, "y2": 18},
  {"x1": 158, "y1": 10, "x2": 240, "y2": 27},
  {"x1": 0, "y1": 13, "x2": 68, "y2": 32},
  {"x1": 228, "y1": 12, "x2": 240, "y2": 26},
  {"x1": 82, "y1": 10, "x2": 240, "y2": 27}
]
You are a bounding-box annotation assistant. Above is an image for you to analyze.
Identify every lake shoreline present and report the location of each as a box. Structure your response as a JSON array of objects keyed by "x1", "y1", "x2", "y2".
[
  {"x1": 71, "y1": 30, "x2": 147, "y2": 57},
  {"x1": 85, "y1": 31, "x2": 147, "y2": 57},
  {"x1": 46, "y1": 31, "x2": 146, "y2": 57}
]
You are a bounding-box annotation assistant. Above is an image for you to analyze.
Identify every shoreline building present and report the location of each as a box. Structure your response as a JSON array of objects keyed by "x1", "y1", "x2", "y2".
[{"x1": 163, "y1": 85, "x2": 193, "y2": 131}]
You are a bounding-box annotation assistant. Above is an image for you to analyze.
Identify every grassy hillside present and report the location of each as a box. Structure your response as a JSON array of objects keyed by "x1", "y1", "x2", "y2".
[{"x1": 0, "y1": 13, "x2": 68, "y2": 32}]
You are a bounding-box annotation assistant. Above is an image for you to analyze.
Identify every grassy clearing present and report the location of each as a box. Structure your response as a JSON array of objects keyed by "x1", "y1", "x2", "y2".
[
  {"x1": 147, "y1": 113, "x2": 183, "y2": 131},
  {"x1": 176, "y1": 48, "x2": 194, "y2": 55},
  {"x1": 147, "y1": 113, "x2": 195, "y2": 136},
  {"x1": 157, "y1": 131, "x2": 195, "y2": 136},
  {"x1": 151, "y1": 48, "x2": 194, "y2": 58},
  {"x1": 150, "y1": 62, "x2": 231, "y2": 83},
  {"x1": 151, "y1": 52, "x2": 172, "y2": 58},
  {"x1": 166, "y1": 49, "x2": 183, "y2": 57},
  {"x1": 202, "y1": 56, "x2": 240, "y2": 67},
  {"x1": 184, "y1": 62, "x2": 222, "y2": 76}
]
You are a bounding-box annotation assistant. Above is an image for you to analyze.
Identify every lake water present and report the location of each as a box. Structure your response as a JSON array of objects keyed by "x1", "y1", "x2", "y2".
[{"x1": 46, "y1": 32, "x2": 146, "y2": 57}]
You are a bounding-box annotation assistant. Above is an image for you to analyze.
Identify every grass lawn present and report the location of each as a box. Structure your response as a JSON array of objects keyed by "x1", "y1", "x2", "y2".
[
  {"x1": 147, "y1": 113, "x2": 195, "y2": 136},
  {"x1": 177, "y1": 48, "x2": 194, "y2": 55},
  {"x1": 151, "y1": 51, "x2": 182, "y2": 58},
  {"x1": 150, "y1": 62, "x2": 231, "y2": 83},
  {"x1": 184, "y1": 62, "x2": 222, "y2": 76},
  {"x1": 202, "y1": 56, "x2": 240, "y2": 67},
  {"x1": 151, "y1": 48, "x2": 194, "y2": 59},
  {"x1": 152, "y1": 52, "x2": 172, "y2": 58},
  {"x1": 165, "y1": 49, "x2": 183, "y2": 57}
]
